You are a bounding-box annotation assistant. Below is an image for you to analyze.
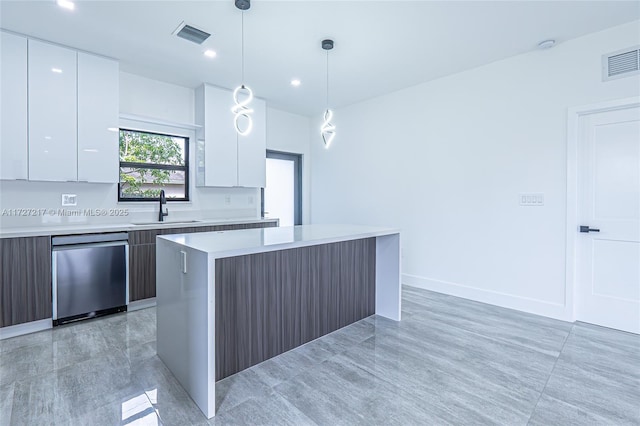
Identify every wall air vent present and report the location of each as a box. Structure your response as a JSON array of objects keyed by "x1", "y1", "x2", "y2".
[
  {"x1": 602, "y1": 46, "x2": 639, "y2": 81},
  {"x1": 173, "y1": 22, "x2": 211, "y2": 45}
]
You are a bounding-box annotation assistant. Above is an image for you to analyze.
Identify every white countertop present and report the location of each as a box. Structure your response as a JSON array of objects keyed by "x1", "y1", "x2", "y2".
[
  {"x1": 0, "y1": 217, "x2": 278, "y2": 238},
  {"x1": 158, "y1": 224, "x2": 400, "y2": 258}
]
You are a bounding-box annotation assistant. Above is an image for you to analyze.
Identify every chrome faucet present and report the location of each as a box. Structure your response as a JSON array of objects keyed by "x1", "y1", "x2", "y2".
[{"x1": 159, "y1": 190, "x2": 168, "y2": 222}]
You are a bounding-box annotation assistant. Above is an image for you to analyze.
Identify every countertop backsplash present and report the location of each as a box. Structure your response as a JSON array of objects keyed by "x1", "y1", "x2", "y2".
[{"x1": 0, "y1": 180, "x2": 261, "y2": 230}]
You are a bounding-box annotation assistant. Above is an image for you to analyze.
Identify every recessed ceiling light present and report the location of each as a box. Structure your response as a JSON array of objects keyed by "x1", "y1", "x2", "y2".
[
  {"x1": 538, "y1": 39, "x2": 556, "y2": 50},
  {"x1": 56, "y1": 0, "x2": 75, "y2": 11},
  {"x1": 51, "y1": 68, "x2": 63, "y2": 73},
  {"x1": 203, "y1": 49, "x2": 217, "y2": 58},
  {"x1": 290, "y1": 79, "x2": 301, "y2": 87}
]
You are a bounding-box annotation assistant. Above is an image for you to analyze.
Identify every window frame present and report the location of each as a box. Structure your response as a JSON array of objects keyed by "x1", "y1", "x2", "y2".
[{"x1": 117, "y1": 128, "x2": 190, "y2": 202}]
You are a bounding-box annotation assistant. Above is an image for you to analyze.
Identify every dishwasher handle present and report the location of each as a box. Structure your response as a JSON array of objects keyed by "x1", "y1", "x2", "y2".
[{"x1": 52, "y1": 232, "x2": 128, "y2": 247}]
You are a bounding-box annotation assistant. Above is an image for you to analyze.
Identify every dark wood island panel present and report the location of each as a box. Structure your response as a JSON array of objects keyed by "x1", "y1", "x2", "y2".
[{"x1": 215, "y1": 237, "x2": 376, "y2": 380}]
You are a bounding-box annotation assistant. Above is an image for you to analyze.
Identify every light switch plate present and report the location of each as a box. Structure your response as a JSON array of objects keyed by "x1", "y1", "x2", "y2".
[
  {"x1": 61, "y1": 194, "x2": 77, "y2": 206},
  {"x1": 519, "y1": 193, "x2": 544, "y2": 206}
]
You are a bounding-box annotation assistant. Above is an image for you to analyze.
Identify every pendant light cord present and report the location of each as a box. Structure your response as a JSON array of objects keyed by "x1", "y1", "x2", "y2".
[
  {"x1": 326, "y1": 50, "x2": 329, "y2": 108},
  {"x1": 241, "y1": 11, "x2": 245, "y2": 84}
]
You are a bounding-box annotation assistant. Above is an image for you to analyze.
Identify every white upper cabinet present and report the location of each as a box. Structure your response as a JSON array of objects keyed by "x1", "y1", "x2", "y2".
[
  {"x1": 237, "y1": 97, "x2": 266, "y2": 187},
  {"x1": 77, "y1": 52, "x2": 119, "y2": 183},
  {"x1": 23, "y1": 38, "x2": 119, "y2": 183},
  {"x1": 195, "y1": 84, "x2": 238, "y2": 187},
  {"x1": 0, "y1": 32, "x2": 28, "y2": 180},
  {"x1": 195, "y1": 84, "x2": 266, "y2": 188},
  {"x1": 28, "y1": 39, "x2": 78, "y2": 182}
]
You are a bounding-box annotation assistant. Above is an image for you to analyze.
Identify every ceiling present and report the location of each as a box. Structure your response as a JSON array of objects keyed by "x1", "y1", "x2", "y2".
[{"x1": 1, "y1": 1, "x2": 638, "y2": 116}]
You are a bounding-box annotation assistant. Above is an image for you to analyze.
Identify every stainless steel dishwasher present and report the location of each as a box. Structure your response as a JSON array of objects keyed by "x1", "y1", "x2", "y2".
[{"x1": 52, "y1": 232, "x2": 128, "y2": 325}]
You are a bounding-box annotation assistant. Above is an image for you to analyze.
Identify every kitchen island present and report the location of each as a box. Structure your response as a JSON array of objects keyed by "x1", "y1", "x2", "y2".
[{"x1": 156, "y1": 224, "x2": 401, "y2": 418}]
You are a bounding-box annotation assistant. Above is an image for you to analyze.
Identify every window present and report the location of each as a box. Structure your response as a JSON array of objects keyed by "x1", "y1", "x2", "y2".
[{"x1": 118, "y1": 129, "x2": 189, "y2": 201}]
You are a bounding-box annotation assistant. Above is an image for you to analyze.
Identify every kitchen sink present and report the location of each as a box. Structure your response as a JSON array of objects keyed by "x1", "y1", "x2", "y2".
[{"x1": 131, "y1": 220, "x2": 202, "y2": 226}]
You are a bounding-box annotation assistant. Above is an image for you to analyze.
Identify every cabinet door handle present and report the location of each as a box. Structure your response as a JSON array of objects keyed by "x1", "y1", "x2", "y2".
[{"x1": 180, "y1": 250, "x2": 187, "y2": 274}]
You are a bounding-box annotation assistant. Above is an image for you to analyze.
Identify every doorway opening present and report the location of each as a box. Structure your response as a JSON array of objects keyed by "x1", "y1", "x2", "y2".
[{"x1": 262, "y1": 150, "x2": 302, "y2": 226}]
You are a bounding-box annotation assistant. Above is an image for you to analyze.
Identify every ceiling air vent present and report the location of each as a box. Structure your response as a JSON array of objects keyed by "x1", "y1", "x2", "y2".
[
  {"x1": 173, "y1": 22, "x2": 211, "y2": 45},
  {"x1": 602, "y1": 46, "x2": 640, "y2": 81}
]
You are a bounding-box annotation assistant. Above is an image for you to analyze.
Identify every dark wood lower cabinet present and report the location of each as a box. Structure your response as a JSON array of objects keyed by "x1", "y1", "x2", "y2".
[
  {"x1": 214, "y1": 237, "x2": 376, "y2": 380},
  {"x1": 0, "y1": 236, "x2": 52, "y2": 328},
  {"x1": 129, "y1": 244, "x2": 156, "y2": 302},
  {"x1": 0, "y1": 221, "x2": 279, "y2": 327},
  {"x1": 128, "y1": 220, "x2": 278, "y2": 302}
]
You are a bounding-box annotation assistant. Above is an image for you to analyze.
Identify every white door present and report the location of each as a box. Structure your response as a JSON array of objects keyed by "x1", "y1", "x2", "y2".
[{"x1": 576, "y1": 105, "x2": 640, "y2": 334}]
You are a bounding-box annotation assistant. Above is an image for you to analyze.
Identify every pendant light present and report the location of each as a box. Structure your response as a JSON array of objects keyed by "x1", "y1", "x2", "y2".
[
  {"x1": 232, "y1": 0, "x2": 253, "y2": 136},
  {"x1": 320, "y1": 39, "x2": 336, "y2": 148}
]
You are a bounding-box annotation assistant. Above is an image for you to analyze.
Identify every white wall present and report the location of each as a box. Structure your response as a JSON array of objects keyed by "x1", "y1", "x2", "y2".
[
  {"x1": 0, "y1": 72, "x2": 310, "y2": 228},
  {"x1": 266, "y1": 108, "x2": 311, "y2": 223},
  {"x1": 119, "y1": 72, "x2": 195, "y2": 125},
  {"x1": 310, "y1": 21, "x2": 640, "y2": 320}
]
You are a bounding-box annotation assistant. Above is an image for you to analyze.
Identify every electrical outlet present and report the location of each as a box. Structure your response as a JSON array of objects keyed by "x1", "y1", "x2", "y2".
[
  {"x1": 519, "y1": 193, "x2": 544, "y2": 206},
  {"x1": 248, "y1": 195, "x2": 254, "y2": 205},
  {"x1": 224, "y1": 195, "x2": 231, "y2": 205},
  {"x1": 61, "y1": 194, "x2": 77, "y2": 206}
]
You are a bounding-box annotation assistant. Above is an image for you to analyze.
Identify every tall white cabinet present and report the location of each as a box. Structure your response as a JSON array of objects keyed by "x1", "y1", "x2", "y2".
[
  {"x1": 195, "y1": 84, "x2": 239, "y2": 187},
  {"x1": 237, "y1": 99, "x2": 266, "y2": 187},
  {"x1": 77, "y1": 52, "x2": 119, "y2": 183},
  {"x1": 0, "y1": 32, "x2": 28, "y2": 180},
  {"x1": 195, "y1": 84, "x2": 266, "y2": 188},
  {"x1": 28, "y1": 39, "x2": 78, "y2": 182}
]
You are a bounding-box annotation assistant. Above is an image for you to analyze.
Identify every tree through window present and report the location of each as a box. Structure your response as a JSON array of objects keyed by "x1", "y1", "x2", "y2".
[{"x1": 118, "y1": 129, "x2": 189, "y2": 201}]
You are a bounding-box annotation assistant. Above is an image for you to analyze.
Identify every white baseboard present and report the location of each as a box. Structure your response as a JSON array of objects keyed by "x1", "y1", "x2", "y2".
[
  {"x1": 128, "y1": 297, "x2": 156, "y2": 311},
  {"x1": 403, "y1": 274, "x2": 572, "y2": 322},
  {"x1": 0, "y1": 318, "x2": 52, "y2": 340}
]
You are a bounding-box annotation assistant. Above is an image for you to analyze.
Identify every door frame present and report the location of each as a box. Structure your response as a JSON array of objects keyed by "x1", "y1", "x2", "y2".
[
  {"x1": 263, "y1": 150, "x2": 303, "y2": 226},
  {"x1": 565, "y1": 96, "x2": 640, "y2": 322}
]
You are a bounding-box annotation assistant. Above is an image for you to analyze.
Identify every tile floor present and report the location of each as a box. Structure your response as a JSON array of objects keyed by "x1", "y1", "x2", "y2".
[{"x1": 1, "y1": 286, "x2": 638, "y2": 425}]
